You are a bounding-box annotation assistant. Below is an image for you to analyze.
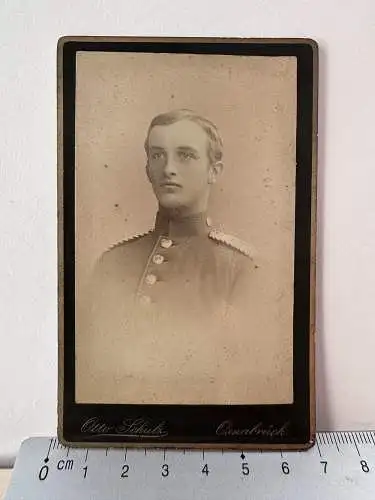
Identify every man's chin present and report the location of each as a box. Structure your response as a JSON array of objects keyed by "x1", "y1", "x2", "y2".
[{"x1": 157, "y1": 194, "x2": 184, "y2": 210}]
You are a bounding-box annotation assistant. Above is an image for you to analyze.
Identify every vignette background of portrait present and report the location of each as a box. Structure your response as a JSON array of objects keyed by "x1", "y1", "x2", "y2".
[{"x1": 75, "y1": 51, "x2": 297, "y2": 404}]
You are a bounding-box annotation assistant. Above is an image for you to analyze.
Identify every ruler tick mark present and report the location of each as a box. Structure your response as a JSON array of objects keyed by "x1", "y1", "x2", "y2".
[
  {"x1": 84, "y1": 449, "x2": 88, "y2": 462},
  {"x1": 202, "y1": 449, "x2": 205, "y2": 460},
  {"x1": 46, "y1": 438, "x2": 53, "y2": 461},
  {"x1": 163, "y1": 449, "x2": 166, "y2": 461},
  {"x1": 353, "y1": 438, "x2": 361, "y2": 457},
  {"x1": 144, "y1": 448, "x2": 147, "y2": 456},
  {"x1": 124, "y1": 448, "x2": 128, "y2": 461},
  {"x1": 66, "y1": 447, "x2": 70, "y2": 457},
  {"x1": 332, "y1": 433, "x2": 340, "y2": 452},
  {"x1": 370, "y1": 433, "x2": 375, "y2": 446},
  {"x1": 316, "y1": 439, "x2": 322, "y2": 458}
]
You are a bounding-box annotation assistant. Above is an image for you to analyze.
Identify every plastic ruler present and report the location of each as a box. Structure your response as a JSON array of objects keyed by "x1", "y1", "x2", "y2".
[{"x1": 4, "y1": 432, "x2": 375, "y2": 499}]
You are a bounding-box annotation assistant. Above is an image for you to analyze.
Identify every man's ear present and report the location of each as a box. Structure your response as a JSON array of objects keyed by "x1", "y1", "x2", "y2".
[{"x1": 208, "y1": 161, "x2": 224, "y2": 184}]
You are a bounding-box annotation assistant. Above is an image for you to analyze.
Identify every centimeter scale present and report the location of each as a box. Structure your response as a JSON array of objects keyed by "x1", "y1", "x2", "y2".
[{"x1": 4, "y1": 432, "x2": 375, "y2": 499}]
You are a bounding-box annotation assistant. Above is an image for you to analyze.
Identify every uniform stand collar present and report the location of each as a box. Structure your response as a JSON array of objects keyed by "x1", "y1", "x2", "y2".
[{"x1": 154, "y1": 209, "x2": 210, "y2": 238}]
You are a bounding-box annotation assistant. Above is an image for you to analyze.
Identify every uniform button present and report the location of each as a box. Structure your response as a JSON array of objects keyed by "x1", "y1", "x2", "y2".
[
  {"x1": 160, "y1": 238, "x2": 173, "y2": 249},
  {"x1": 152, "y1": 254, "x2": 164, "y2": 265},
  {"x1": 145, "y1": 274, "x2": 157, "y2": 285},
  {"x1": 139, "y1": 295, "x2": 151, "y2": 305}
]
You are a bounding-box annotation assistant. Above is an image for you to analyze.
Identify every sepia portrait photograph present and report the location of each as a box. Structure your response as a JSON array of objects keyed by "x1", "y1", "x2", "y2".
[{"x1": 58, "y1": 37, "x2": 317, "y2": 448}]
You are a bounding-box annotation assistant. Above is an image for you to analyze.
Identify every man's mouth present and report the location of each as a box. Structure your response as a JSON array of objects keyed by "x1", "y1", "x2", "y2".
[{"x1": 160, "y1": 181, "x2": 182, "y2": 188}]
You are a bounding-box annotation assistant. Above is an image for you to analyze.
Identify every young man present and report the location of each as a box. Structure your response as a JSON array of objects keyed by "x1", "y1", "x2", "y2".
[{"x1": 76, "y1": 109, "x2": 259, "y2": 404}]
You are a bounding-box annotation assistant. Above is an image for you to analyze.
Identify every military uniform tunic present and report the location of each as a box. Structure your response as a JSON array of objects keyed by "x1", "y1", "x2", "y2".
[{"x1": 76, "y1": 211, "x2": 263, "y2": 404}]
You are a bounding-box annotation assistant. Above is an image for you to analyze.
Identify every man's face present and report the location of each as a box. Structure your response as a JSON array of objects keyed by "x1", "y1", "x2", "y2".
[{"x1": 146, "y1": 120, "x2": 217, "y2": 212}]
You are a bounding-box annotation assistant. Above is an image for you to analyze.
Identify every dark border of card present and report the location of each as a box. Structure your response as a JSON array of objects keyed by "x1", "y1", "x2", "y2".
[{"x1": 57, "y1": 36, "x2": 318, "y2": 451}]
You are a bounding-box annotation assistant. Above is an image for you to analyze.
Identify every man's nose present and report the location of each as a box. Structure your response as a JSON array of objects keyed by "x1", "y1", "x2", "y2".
[{"x1": 163, "y1": 157, "x2": 177, "y2": 176}]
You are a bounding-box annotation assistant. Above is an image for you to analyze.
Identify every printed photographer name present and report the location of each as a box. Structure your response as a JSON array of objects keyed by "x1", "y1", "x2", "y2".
[
  {"x1": 81, "y1": 417, "x2": 168, "y2": 438},
  {"x1": 216, "y1": 421, "x2": 290, "y2": 438}
]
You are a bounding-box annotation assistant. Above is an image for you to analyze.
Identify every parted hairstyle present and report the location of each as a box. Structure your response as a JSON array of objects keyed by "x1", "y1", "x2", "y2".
[{"x1": 144, "y1": 109, "x2": 223, "y2": 164}]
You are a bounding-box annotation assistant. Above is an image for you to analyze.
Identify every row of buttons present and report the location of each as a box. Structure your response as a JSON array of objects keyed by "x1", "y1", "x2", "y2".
[{"x1": 143, "y1": 238, "x2": 173, "y2": 290}]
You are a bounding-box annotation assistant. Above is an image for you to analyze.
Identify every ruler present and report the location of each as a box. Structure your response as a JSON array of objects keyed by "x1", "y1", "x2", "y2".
[{"x1": 4, "y1": 432, "x2": 375, "y2": 499}]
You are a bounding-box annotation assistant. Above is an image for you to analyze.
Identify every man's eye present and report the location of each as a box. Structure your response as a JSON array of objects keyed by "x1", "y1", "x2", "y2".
[
  {"x1": 151, "y1": 152, "x2": 164, "y2": 160},
  {"x1": 178, "y1": 151, "x2": 196, "y2": 160}
]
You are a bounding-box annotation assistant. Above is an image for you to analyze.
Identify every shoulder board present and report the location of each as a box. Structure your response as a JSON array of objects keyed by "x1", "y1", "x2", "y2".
[
  {"x1": 104, "y1": 229, "x2": 153, "y2": 253},
  {"x1": 208, "y1": 229, "x2": 254, "y2": 258}
]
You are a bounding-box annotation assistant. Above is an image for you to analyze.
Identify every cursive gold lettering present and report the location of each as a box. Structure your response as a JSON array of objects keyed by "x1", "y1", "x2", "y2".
[
  {"x1": 80, "y1": 416, "x2": 168, "y2": 437},
  {"x1": 216, "y1": 420, "x2": 290, "y2": 438},
  {"x1": 81, "y1": 417, "x2": 114, "y2": 434}
]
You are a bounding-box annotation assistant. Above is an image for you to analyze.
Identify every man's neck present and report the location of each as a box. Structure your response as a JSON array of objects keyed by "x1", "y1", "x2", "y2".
[
  {"x1": 157, "y1": 203, "x2": 208, "y2": 220},
  {"x1": 154, "y1": 208, "x2": 210, "y2": 238}
]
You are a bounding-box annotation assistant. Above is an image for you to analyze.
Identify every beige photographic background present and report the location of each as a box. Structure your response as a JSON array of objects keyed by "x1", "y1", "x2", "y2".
[{"x1": 75, "y1": 51, "x2": 297, "y2": 404}]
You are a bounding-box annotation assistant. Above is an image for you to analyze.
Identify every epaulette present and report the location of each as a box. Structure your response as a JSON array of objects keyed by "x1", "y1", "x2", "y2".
[
  {"x1": 208, "y1": 229, "x2": 254, "y2": 258},
  {"x1": 104, "y1": 229, "x2": 153, "y2": 253}
]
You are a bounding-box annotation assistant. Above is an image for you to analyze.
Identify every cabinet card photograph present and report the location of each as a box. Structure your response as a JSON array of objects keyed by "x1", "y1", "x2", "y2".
[{"x1": 58, "y1": 37, "x2": 318, "y2": 450}]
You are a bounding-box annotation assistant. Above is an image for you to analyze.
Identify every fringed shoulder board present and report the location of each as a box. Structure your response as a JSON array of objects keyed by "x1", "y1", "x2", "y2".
[{"x1": 208, "y1": 229, "x2": 254, "y2": 258}]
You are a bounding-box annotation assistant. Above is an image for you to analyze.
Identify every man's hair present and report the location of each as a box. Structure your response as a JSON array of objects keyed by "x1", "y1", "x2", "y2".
[{"x1": 144, "y1": 109, "x2": 223, "y2": 163}]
